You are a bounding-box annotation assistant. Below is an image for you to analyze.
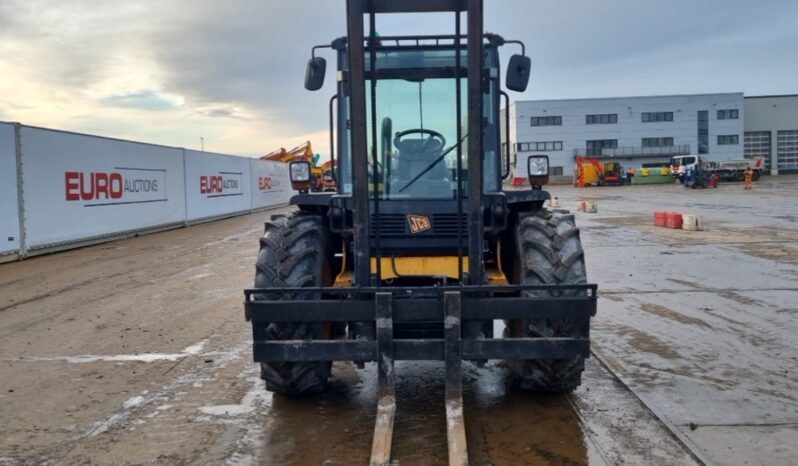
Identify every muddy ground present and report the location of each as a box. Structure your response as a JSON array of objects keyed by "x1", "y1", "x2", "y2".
[{"x1": 1, "y1": 176, "x2": 796, "y2": 465}]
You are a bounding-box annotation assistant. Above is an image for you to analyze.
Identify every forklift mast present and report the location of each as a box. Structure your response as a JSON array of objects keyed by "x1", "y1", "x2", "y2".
[{"x1": 345, "y1": 0, "x2": 485, "y2": 287}]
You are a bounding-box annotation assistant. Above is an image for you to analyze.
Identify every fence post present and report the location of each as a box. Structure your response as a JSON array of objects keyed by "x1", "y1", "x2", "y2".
[{"x1": 14, "y1": 123, "x2": 26, "y2": 258}]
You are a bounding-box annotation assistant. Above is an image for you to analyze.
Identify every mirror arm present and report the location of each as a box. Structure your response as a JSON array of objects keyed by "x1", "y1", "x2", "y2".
[
  {"x1": 503, "y1": 39, "x2": 525, "y2": 56},
  {"x1": 311, "y1": 44, "x2": 332, "y2": 60}
]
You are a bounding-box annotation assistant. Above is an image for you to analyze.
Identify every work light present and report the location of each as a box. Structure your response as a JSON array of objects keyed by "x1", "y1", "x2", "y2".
[
  {"x1": 289, "y1": 160, "x2": 312, "y2": 192},
  {"x1": 527, "y1": 155, "x2": 550, "y2": 188}
]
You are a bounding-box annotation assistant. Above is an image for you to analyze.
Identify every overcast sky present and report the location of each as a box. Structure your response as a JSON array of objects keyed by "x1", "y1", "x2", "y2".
[{"x1": 1, "y1": 0, "x2": 796, "y2": 157}]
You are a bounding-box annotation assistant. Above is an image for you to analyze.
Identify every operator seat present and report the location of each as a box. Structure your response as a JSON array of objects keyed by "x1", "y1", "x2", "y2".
[{"x1": 393, "y1": 130, "x2": 451, "y2": 197}]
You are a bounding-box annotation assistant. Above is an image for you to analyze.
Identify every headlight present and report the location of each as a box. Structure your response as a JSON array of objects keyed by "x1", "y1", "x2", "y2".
[{"x1": 289, "y1": 161, "x2": 311, "y2": 183}]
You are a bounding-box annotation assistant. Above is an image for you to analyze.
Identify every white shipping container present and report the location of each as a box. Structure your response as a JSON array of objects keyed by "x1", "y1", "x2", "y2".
[
  {"x1": 20, "y1": 126, "x2": 186, "y2": 249},
  {"x1": 250, "y1": 158, "x2": 291, "y2": 209},
  {"x1": 184, "y1": 149, "x2": 253, "y2": 221},
  {"x1": 0, "y1": 123, "x2": 21, "y2": 255}
]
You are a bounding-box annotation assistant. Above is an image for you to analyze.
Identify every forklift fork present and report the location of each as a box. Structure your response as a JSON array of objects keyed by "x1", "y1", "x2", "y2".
[{"x1": 369, "y1": 291, "x2": 468, "y2": 466}]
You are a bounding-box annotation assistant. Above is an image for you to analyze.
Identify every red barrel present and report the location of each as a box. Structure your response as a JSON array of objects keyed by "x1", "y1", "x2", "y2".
[
  {"x1": 654, "y1": 211, "x2": 667, "y2": 227},
  {"x1": 665, "y1": 212, "x2": 683, "y2": 229}
]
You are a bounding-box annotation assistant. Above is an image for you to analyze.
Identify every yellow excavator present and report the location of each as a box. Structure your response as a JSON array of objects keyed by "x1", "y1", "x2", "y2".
[{"x1": 261, "y1": 141, "x2": 323, "y2": 191}]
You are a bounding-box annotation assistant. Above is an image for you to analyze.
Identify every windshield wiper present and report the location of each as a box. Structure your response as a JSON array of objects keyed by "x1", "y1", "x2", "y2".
[{"x1": 398, "y1": 134, "x2": 467, "y2": 193}]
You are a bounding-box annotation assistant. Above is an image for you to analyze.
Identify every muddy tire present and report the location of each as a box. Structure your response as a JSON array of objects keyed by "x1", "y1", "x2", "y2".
[
  {"x1": 510, "y1": 209, "x2": 588, "y2": 392},
  {"x1": 254, "y1": 211, "x2": 331, "y2": 396}
]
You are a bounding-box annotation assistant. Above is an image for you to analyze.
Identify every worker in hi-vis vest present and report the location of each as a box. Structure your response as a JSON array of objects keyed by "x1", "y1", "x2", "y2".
[{"x1": 744, "y1": 167, "x2": 754, "y2": 190}]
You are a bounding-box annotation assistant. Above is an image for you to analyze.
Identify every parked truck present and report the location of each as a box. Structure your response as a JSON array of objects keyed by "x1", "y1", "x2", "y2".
[
  {"x1": 712, "y1": 158, "x2": 765, "y2": 182},
  {"x1": 671, "y1": 155, "x2": 764, "y2": 183}
]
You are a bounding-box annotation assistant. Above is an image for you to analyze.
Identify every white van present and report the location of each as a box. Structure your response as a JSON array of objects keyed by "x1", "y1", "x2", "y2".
[{"x1": 670, "y1": 155, "x2": 699, "y2": 182}]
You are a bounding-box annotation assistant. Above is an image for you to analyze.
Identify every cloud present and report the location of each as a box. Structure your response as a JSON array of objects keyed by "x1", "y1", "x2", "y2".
[
  {"x1": 1, "y1": 0, "x2": 797, "y2": 157},
  {"x1": 143, "y1": 1, "x2": 344, "y2": 131},
  {"x1": 100, "y1": 90, "x2": 181, "y2": 111}
]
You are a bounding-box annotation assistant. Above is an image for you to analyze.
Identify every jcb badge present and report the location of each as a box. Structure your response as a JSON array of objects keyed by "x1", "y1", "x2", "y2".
[{"x1": 407, "y1": 214, "x2": 431, "y2": 234}]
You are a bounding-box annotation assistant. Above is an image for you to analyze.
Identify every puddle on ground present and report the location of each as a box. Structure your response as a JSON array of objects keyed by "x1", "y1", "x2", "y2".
[{"x1": 255, "y1": 361, "x2": 600, "y2": 465}]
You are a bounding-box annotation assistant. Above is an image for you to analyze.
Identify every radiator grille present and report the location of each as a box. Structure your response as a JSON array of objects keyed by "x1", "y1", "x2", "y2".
[
  {"x1": 371, "y1": 214, "x2": 407, "y2": 235},
  {"x1": 369, "y1": 213, "x2": 467, "y2": 236},
  {"x1": 432, "y1": 213, "x2": 466, "y2": 235}
]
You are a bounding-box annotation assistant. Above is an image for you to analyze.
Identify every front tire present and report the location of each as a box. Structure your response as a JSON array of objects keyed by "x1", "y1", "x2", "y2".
[
  {"x1": 254, "y1": 212, "x2": 332, "y2": 395},
  {"x1": 509, "y1": 209, "x2": 588, "y2": 392}
]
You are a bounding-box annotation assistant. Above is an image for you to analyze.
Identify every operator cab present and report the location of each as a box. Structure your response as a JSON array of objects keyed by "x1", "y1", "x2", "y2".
[
  {"x1": 346, "y1": 41, "x2": 501, "y2": 200},
  {"x1": 294, "y1": 32, "x2": 540, "y2": 259}
]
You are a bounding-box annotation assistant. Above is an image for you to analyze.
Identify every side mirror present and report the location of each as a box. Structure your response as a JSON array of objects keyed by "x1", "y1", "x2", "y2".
[
  {"x1": 506, "y1": 54, "x2": 531, "y2": 92},
  {"x1": 304, "y1": 57, "x2": 327, "y2": 91}
]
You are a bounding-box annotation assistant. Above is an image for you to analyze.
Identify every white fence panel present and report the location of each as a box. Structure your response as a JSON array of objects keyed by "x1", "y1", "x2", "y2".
[
  {"x1": 0, "y1": 123, "x2": 20, "y2": 255},
  {"x1": 250, "y1": 159, "x2": 291, "y2": 209},
  {"x1": 184, "y1": 150, "x2": 252, "y2": 221},
  {"x1": 20, "y1": 127, "x2": 186, "y2": 249}
]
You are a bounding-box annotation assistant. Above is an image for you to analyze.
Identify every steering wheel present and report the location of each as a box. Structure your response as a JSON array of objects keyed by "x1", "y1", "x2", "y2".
[{"x1": 393, "y1": 129, "x2": 446, "y2": 154}]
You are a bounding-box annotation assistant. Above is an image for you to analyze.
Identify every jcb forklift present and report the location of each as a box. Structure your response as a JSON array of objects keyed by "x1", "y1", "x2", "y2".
[{"x1": 244, "y1": 1, "x2": 596, "y2": 463}]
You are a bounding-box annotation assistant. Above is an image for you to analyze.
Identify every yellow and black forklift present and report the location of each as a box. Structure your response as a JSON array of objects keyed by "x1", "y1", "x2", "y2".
[{"x1": 244, "y1": 1, "x2": 597, "y2": 463}]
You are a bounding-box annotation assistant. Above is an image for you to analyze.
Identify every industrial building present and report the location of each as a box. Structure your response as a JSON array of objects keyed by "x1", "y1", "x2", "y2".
[
  {"x1": 504, "y1": 93, "x2": 744, "y2": 179},
  {"x1": 744, "y1": 94, "x2": 798, "y2": 174}
]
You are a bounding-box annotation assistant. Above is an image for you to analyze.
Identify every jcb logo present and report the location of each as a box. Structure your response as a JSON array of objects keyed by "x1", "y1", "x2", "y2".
[{"x1": 407, "y1": 214, "x2": 431, "y2": 234}]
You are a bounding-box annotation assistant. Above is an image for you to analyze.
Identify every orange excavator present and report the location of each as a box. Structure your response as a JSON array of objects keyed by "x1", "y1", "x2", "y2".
[
  {"x1": 320, "y1": 159, "x2": 336, "y2": 191},
  {"x1": 261, "y1": 141, "x2": 323, "y2": 191},
  {"x1": 575, "y1": 156, "x2": 625, "y2": 187}
]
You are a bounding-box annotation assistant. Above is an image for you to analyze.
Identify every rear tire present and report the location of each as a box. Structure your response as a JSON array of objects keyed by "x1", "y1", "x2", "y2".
[
  {"x1": 510, "y1": 209, "x2": 588, "y2": 392},
  {"x1": 254, "y1": 211, "x2": 332, "y2": 395}
]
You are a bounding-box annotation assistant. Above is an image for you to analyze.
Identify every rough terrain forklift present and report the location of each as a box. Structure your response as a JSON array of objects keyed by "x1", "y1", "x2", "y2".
[{"x1": 244, "y1": 1, "x2": 596, "y2": 463}]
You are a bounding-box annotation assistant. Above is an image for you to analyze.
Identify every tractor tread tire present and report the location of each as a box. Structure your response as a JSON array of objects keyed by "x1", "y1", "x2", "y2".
[
  {"x1": 254, "y1": 211, "x2": 331, "y2": 396},
  {"x1": 514, "y1": 209, "x2": 588, "y2": 392}
]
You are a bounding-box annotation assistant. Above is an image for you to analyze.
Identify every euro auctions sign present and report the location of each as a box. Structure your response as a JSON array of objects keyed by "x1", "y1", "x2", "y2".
[
  {"x1": 199, "y1": 172, "x2": 243, "y2": 197},
  {"x1": 258, "y1": 176, "x2": 272, "y2": 191},
  {"x1": 184, "y1": 150, "x2": 251, "y2": 221},
  {"x1": 250, "y1": 159, "x2": 290, "y2": 209},
  {"x1": 64, "y1": 168, "x2": 166, "y2": 205}
]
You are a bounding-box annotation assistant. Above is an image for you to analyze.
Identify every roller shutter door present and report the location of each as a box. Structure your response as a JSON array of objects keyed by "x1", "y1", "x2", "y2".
[
  {"x1": 744, "y1": 131, "x2": 771, "y2": 172},
  {"x1": 777, "y1": 130, "x2": 798, "y2": 173}
]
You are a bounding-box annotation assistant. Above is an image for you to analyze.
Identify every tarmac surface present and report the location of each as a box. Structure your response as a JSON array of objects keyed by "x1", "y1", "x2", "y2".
[{"x1": 1, "y1": 176, "x2": 796, "y2": 465}]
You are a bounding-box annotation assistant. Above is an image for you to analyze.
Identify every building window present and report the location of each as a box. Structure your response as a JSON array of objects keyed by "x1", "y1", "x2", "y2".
[
  {"x1": 641, "y1": 112, "x2": 674, "y2": 122},
  {"x1": 717, "y1": 109, "x2": 739, "y2": 120},
  {"x1": 516, "y1": 141, "x2": 563, "y2": 151},
  {"x1": 530, "y1": 116, "x2": 562, "y2": 126},
  {"x1": 586, "y1": 139, "x2": 618, "y2": 156},
  {"x1": 586, "y1": 113, "x2": 617, "y2": 124},
  {"x1": 642, "y1": 137, "x2": 674, "y2": 148},
  {"x1": 718, "y1": 135, "x2": 739, "y2": 145},
  {"x1": 698, "y1": 110, "x2": 709, "y2": 154},
  {"x1": 551, "y1": 166, "x2": 564, "y2": 176}
]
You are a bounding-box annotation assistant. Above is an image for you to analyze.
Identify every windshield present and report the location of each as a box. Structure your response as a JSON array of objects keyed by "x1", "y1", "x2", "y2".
[
  {"x1": 366, "y1": 75, "x2": 467, "y2": 199},
  {"x1": 671, "y1": 157, "x2": 696, "y2": 167},
  {"x1": 337, "y1": 46, "x2": 499, "y2": 199}
]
